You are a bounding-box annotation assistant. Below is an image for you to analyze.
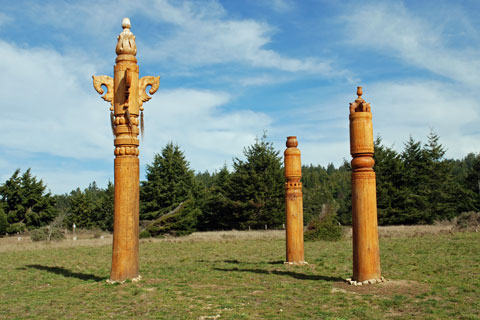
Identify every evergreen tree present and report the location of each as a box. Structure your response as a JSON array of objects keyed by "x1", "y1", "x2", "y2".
[
  {"x1": 96, "y1": 181, "x2": 114, "y2": 231},
  {"x1": 227, "y1": 134, "x2": 284, "y2": 229},
  {"x1": 140, "y1": 143, "x2": 196, "y2": 220},
  {"x1": 464, "y1": 153, "x2": 480, "y2": 210},
  {"x1": 374, "y1": 137, "x2": 405, "y2": 225},
  {"x1": 331, "y1": 161, "x2": 352, "y2": 225},
  {"x1": 302, "y1": 164, "x2": 334, "y2": 225},
  {"x1": 396, "y1": 132, "x2": 465, "y2": 224},
  {"x1": 197, "y1": 165, "x2": 236, "y2": 230},
  {"x1": 0, "y1": 169, "x2": 56, "y2": 229},
  {"x1": 62, "y1": 182, "x2": 114, "y2": 231},
  {"x1": 399, "y1": 136, "x2": 430, "y2": 223},
  {"x1": 0, "y1": 207, "x2": 8, "y2": 235},
  {"x1": 422, "y1": 131, "x2": 462, "y2": 221}
]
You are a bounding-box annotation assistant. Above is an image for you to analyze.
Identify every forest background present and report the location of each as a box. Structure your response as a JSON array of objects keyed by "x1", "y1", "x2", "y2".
[{"x1": 0, "y1": 131, "x2": 479, "y2": 237}]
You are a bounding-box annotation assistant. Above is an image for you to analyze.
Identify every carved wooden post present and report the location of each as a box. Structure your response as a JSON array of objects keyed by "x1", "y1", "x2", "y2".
[
  {"x1": 349, "y1": 87, "x2": 381, "y2": 282},
  {"x1": 92, "y1": 18, "x2": 160, "y2": 282},
  {"x1": 284, "y1": 136, "x2": 306, "y2": 265}
]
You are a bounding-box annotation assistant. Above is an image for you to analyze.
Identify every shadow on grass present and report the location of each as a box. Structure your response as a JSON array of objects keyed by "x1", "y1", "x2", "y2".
[
  {"x1": 196, "y1": 259, "x2": 284, "y2": 265},
  {"x1": 21, "y1": 264, "x2": 106, "y2": 282},
  {"x1": 214, "y1": 267, "x2": 343, "y2": 282},
  {"x1": 223, "y1": 260, "x2": 284, "y2": 265}
]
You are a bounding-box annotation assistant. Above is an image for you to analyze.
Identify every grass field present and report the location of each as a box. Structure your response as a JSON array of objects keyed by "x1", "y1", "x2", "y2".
[{"x1": 0, "y1": 228, "x2": 478, "y2": 319}]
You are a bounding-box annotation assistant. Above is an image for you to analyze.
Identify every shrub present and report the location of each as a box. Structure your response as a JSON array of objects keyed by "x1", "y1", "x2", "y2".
[
  {"x1": 304, "y1": 203, "x2": 342, "y2": 242},
  {"x1": 7, "y1": 222, "x2": 26, "y2": 234},
  {"x1": 30, "y1": 226, "x2": 65, "y2": 242},
  {"x1": 453, "y1": 212, "x2": 480, "y2": 232},
  {"x1": 139, "y1": 230, "x2": 151, "y2": 239},
  {"x1": 91, "y1": 228, "x2": 102, "y2": 239}
]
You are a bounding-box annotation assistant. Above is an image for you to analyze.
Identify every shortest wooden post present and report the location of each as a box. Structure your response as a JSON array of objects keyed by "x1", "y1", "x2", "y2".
[
  {"x1": 284, "y1": 136, "x2": 307, "y2": 265},
  {"x1": 349, "y1": 87, "x2": 381, "y2": 282}
]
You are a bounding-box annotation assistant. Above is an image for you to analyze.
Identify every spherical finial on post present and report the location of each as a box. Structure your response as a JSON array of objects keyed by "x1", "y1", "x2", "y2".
[
  {"x1": 286, "y1": 136, "x2": 298, "y2": 148},
  {"x1": 357, "y1": 86, "x2": 363, "y2": 98},
  {"x1": 122, "y1": 18, "x2": 131, "y2": 29}
]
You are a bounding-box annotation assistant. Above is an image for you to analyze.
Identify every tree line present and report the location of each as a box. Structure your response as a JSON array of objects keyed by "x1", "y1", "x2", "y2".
[{"x1": 1, "y1": 132, "x2": 479, "y2": 236}]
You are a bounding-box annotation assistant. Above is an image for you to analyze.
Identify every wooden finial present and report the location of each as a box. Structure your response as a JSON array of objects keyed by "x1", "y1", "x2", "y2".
[
  {"x1": 357, "y1": 86, "x2": 363, "y2": 98},
  {"x1": 116, "y1": 17, "x2": 137, "y2": 56},
  {"x1": 286, "y1": 136, "x2": 298, "y2": 148},
  {"x1": 122, "y1": 17, "x2": 131, "y2": 29}
]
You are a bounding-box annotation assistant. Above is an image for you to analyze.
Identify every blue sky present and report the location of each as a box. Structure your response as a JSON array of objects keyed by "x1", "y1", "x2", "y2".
[{"x1": 0, "y1": 0, "x2": 479, "y2": 194}]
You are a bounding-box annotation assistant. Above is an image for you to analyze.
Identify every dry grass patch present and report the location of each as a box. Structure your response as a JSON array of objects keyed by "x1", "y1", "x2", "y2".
[{"x1": 343, "y1": 224, "x2": 454, "y2": 239}]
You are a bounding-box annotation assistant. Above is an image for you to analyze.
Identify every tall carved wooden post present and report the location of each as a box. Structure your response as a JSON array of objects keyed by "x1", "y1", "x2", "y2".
[
  {"x1": 284, "y1": 136, "x2": 306, "y2": 265},
  {"x1": 92, "y1": 18, "x2": 160, "y2": 282},
  {"x1": 349, "y1": 87, "x2": 381, "y2": 283}
]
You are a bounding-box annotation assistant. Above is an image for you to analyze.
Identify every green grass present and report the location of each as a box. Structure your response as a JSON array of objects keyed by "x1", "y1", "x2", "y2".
[{"x1": 0, "y1": 232, "x2": 479, "y2": 319}]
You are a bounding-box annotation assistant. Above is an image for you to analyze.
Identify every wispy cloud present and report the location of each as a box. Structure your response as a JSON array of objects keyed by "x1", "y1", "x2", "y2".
[
  {"x1": 141, "y1": 88, "x2": 272, "y2": 171},
  {"x1": 341, "y1": 1, "x2": 480, "y2": 87},
  {"x1": 136, "y1": 0, "x2": 350, "y2": 77},
  {"x1": 0, "y1": 38, "x2": 272, "y2": 192},
  {"x1": 367, "y1": 81, "x2": 480, "y2": 158}
]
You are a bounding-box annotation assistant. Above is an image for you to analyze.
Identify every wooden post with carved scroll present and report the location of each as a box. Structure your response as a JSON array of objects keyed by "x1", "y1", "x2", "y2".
[
  {"x1": 284, "y1": 136, "x2": 306, "y2": 265},
  {"x1": 92, "y1": 18, "x2": 160, "y2": 282},
  {"x1": 349, "y1": 87, "x2": 381, "y2": 283}
]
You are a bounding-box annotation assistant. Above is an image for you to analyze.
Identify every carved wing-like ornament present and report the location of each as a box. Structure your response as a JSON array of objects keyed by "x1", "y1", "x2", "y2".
[
  {"x1": 92, "y1": 75, "x2": 114, "y2": 108},
  {"x1": 138, "y1": 76, "x2": 160, "y2": 109}
]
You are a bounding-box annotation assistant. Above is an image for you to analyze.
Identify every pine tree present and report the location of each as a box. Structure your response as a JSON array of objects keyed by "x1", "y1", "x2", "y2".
[
  {"x1": 399, "y1": 136, "x2": 430, "y2": 223},
  {"x1": 96, "y1": 181, "x2": 114, "y2": 231},
  {"x1": 0, "y1": 169, "x2": 56, "y2": 229},
  {"x1": 197, "y1": 165, "x2": 236, "y2": 230},
  {"x1": 302, "y1": 164, "x2": 334, "y2": 225},
  {"x1": 62, "y1": 182, "x2": 114, "y2": 231},
  {"x1": 464, "y1": 153, "x2": 480, "y2": 210},
  {"x1": 140, "y1": 143, "x2": 196, "y2": 220},
  {"x1": 331, "y1": 161, "x2": 352, "y2": 225},
  {"x1": 421, "y1": 131, "x2": 461, "y2": 221},
  {"x1": 228, "y1": 134, "x2": 284, "y2": 229},
  {"x1": 374, "y1": 137, "x2": 405, "y2": 225},
  {"x1": 0, "y1": 207, "x2": 8, "y2": 235}
]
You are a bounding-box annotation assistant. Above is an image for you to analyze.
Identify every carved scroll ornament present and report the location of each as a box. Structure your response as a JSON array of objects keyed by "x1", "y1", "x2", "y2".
[
  {"x1": 92, "y1": 75, "x2": 114, "y2": 110},
  {"x1": 138, "y1": 76, "x2": 160, "y2": 110}
]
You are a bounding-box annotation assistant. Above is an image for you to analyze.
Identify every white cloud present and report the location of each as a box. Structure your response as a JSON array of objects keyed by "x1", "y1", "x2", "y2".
[
  {"x1": 0, "y1": 38, "x2": 273, "y2": 192},
  {"x1": 140, "y1": 88, "x2": 273, "y2": 171},
  {"x1": 342, "y1": 1, "x2": 480, "y2": 87},
  {"x1": 8, "y1": 0, "x2": 352, "y2": 79},
  {"x1": 366, "y1": 81, "x2": 480, "y2": 158},
  {"x1": 0, "y1": 41, "x2": 111, "y2": 160},
  {"x1": 0, "y1": 12, "x2": 13, "y2": 28},
  {"x1": 270, "y1": 0, "x2": 294, "y2": 13},
  {"x1": 134, "y1": 0, "x2": 349, "y2": 77}
]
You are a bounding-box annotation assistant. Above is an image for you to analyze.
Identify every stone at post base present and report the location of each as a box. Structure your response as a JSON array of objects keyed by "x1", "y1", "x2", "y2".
[
  {"x1": 284, "y1": 261, "x2": 309, "y2": 266},
  {"x1": 106, "y1": 274, "x2": 142, "y2": 285}
]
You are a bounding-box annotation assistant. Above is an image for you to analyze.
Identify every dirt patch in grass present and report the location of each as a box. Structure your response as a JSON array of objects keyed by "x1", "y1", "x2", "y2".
[{"x1": 333, "y1": 279, "x2": 429, "y2": 297}]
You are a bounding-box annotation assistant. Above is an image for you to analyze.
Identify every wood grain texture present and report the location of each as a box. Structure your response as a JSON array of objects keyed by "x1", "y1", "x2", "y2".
[
  {"x1": 92, "y1": 19, "x2": 159, "y2": 282},
  {"x1": 284, "y1": 136, "x2": 306, "y2": 264},
  {"x1": 349, "y1": 87, "x2": 381, "y2": 282}
]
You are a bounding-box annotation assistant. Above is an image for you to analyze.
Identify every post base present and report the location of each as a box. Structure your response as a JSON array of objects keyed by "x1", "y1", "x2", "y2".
[
  {"x1": 284, "y1": 261, "x2": 309, "y2": 266},
  {"x1": 106, "y1": 274, "x2": 142, "y2": 284},
  {"x1": 345, "y1": 276, "x2": 386, "y2": 285}
]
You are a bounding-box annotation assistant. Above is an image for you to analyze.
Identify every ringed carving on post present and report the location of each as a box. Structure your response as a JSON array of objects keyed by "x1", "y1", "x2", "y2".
[
  {"x1": 284, "y1": 136, "x2": 307, "y2": 265},
  {"x1": 92, "y1": 18, "x2": 160, "y2": 283},
  {"x1": 349, "y1": 87, "x2": 382, "y2": 284}
]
